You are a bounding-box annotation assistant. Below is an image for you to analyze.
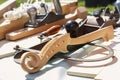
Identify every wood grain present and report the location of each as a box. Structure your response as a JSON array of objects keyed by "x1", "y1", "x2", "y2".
[
  {"x1": 20, "y1": 25, "x2": 114, "y2": 73},
  {"x1": 6, "y1": 7, "x2": 87, "y2": 40},
  {"x1": 0, "y1": 15, "x2": 29, "y2": 40}
]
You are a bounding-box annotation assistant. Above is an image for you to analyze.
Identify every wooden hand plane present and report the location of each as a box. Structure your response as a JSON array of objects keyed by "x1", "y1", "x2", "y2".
[
  {"x1": 13, "y1": 19, "x2": 114, "y2": 73},
  {"x1": 6, "y1": 0, "x2": 84, "y2": 41},
  {"x1": 0, "y1": 0, "x2": 78, "y2": 40},
  {"x1": 83, "y1": 7, "x2": 118, "y2": 32}
]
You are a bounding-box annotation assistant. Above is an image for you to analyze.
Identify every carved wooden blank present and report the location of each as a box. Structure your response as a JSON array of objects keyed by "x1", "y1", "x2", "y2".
[{"x1": 19, "y1": 25, "x2": 114, "y2": 73}]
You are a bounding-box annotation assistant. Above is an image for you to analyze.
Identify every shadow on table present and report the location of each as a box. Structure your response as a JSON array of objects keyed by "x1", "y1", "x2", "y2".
[{"x1": 25, "y1": 58, "x2": 70, "y2": 80}]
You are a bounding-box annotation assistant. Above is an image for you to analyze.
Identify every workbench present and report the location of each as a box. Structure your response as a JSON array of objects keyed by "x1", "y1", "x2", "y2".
[{"x1": 0, "y1": 27, "x2": 120, "y2": 80}]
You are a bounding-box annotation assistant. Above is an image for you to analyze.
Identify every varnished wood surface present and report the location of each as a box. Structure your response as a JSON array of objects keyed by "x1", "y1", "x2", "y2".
[
  {"x1": 0, "y1": 15, "x2": 29, "y2": 40},
  {"x1": 0, "y1": 26, "x2": 120, "y2": 80},
  {"x1": 0, "y1": 1, "x2": 78, "y2": 40},
  {"x1": 6, "y1": 7, "x2": 87, "y2": 40}
]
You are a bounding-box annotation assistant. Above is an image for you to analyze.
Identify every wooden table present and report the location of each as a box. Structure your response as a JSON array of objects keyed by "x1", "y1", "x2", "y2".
[{"x1": 0, "y1": 27, "x2": 120, "y2": 80}]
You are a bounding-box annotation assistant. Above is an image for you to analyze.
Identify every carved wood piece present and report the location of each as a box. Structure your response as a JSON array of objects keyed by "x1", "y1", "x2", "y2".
[{"x1": 20, "y1": 25, "x2": 114, "y2": 73}]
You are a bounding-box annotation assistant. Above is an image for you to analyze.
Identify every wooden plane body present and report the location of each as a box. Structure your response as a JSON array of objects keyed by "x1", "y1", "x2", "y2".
[
  {"x1": 19, "y1": 25, "x2": 114, "y2": 73},
  {"x1": 0, "y1": 0, "x2": 78, "y2": 40},
  {"x1": 6, "y1": 6, "x2": 87, "y2": 40}
]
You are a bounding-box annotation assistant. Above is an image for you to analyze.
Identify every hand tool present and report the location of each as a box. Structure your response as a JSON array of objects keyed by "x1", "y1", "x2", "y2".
[
  {"x1": 6, "y1": 6, "x2": 87, "y2": 40},
  {"x1": 13, "y1": 19, "x2": 114, "y2": 73}
]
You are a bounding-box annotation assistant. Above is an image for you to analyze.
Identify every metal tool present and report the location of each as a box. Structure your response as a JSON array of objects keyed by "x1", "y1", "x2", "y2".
[
  {"x1": 55, "y1": 43, "x2": 114, "y2": 62},
  {"x1": 13, "y1": 18, "x2": 114, "y2": 73},
  {"x1": 13, "y1": 19, "x2": 87, "y2": 63},
  {"x1": 24, "y1": 0, "x2": 65, "y2": 28},
  {"x1": 25, "y1": 6, "x2": 38, "y2": 27},
  {"x1": 53, "y1": 0, "x2": 63, "y2": 15},
  {"x1": 14, "y1": 25, "x2": 61, "y2": 63},
  {"x1": 115, "y1": 0, "x2": 120, "y2": 24}
]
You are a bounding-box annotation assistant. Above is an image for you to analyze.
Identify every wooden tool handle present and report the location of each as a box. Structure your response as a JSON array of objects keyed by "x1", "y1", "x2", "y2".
[
  {"x1": 41, "y1": 25, "x2": 62, "y2": 36},
  {"x1": 70, "y1": 25, "x2": 114, "y2": 45}
]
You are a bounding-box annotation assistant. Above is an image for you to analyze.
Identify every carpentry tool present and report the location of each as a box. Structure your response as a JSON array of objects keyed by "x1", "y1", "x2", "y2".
[
  {"x1": 0, "y1": 0, "x2": 16, "y2": 18},
  {"x1": 115, "y1": 0, "x2": 120, "y2": 24},
  {"x1": 0, "y1": 0, "x2": 31, "y2": 40},
  {"x1": 13, "y1": 25, "x2": 62, "y2": 63},
  {"x1": 86, "y1": 7, "x2": 118, "y2": 28},
  {"x1": 13, "y1": 18, "x2": 114, "y2": 73},
  {"x1": 6, "y1": 5, "x2": 87, "y2": 40},
  {"x1": 0, "y1": 0, "x2": 78, "y2": 40},
  {"x1": 24, "y1": 0, "x2": 65, "y2": 28},
  {"x1": 13, "y1": 20, "x2": 83, "y2": 63}
]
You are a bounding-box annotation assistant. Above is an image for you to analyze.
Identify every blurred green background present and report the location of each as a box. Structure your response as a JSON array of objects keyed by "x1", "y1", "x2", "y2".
[
  {"x1": 0, "y1": 0, "x2": 6, "y2": 4},
  {"x1": 0, "y1": 0, "x2": 116, "y2": 13}
]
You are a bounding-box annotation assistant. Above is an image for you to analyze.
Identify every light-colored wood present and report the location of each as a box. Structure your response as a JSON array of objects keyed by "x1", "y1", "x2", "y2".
[
  {"x1": 0, "y1": 1, "x2": 80, "y2": 58},
  {"x1": 67, "y1": 65, "x2": 104, "y2": 78},
  {"x1": 0, "y1": 1, "x2": 78, "y2": 40},
  {"x1": 70, "y1": 25, "x2": 114, "y2": 44},
  {"x1": 6, "y1": 7, "x2": 87, "y2": 40},
  {"x1": 53, "y1": 0, "x2": 78, "y2": 14},
  {"x1": 20, "y1": 25, "x2": 114, "y2": 73},
  {"x1": 0, "y1": 0, "x2": 16, "y2": 18},
  {"x1": 0, "y1": 15, "x2": 29, "y2": 40}
]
